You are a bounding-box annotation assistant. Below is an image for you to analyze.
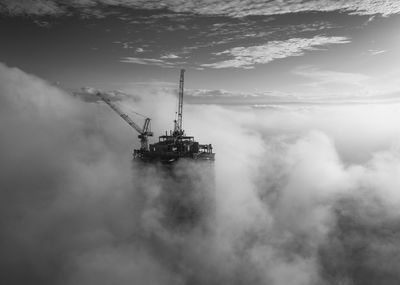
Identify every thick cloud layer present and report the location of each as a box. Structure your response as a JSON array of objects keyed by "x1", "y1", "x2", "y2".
[{"x1": 2, "y1": 62, "x2": 400, "y2": 285}]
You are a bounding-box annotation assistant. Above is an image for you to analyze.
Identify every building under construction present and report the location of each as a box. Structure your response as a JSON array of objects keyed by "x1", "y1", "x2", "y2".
[{"x1": 95, "y1": 69, "x2": 215, "y2": 164}]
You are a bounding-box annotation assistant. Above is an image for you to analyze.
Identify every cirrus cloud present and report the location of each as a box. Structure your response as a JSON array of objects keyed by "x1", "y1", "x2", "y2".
[
  {"x1": 201, "y1": 36, "x2": 350, "y2": 69},
  {"x1": 2, "y1": 0, "x2": 400, "y2": 17}
]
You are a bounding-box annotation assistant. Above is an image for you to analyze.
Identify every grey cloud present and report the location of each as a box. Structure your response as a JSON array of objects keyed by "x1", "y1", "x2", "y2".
[
  {"x1": 0, "y1": 0, "x2": 63, "y2": 16},
  {"x1": 2, "y1": 0, "x2": 400, "y2": 17},
  {"x1": 120, "y1": 56, "x2": 185, "y2": 68},
  {"x1": 369, "y1": 49, "x2": 387, "y2": 55}
]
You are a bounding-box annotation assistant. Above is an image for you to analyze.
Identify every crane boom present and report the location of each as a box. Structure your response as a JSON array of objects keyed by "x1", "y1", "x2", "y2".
[
  {"x1": 177, "y1": 69, "x2": 185, "y2": 133},
  {"x1": 95, "y1": 91, "x2": 153, "y2": 150},
  {"x1": 174, "y1": 69, "x2": 185, "y2": 136}
]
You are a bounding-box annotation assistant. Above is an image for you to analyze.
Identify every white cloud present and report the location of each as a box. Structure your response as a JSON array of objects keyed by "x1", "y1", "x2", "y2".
[
  {"x1": 120, "y1": 57, "x2": 165, "y2": 64},
  {"x1": 369, "y1": 49, "x2": 387, "y2": 55},
  {"x1": 122, "y1": 42, "x2": 132, "y2": 49},
  {"x1": 292, "y1": 65, "x2": 400, "y2": 99},
  {"x1": 201, "y1": 36, "x2": 350, "y2": 69},
  {"x1": 293, "y1": 66, "x2": 369, "y2": 86},
  {"x1": 120, "y1": 57, "x2": 156, "y2": 64},
  {"x1": 160, "y1": 53, "x2": 180, "y2": 59},
  {"x1": 3, "y1": 0, "x2": 400, "y2": 17},
  {"x1": 120, "y1": 56, "x2": 182, "y2": 68},
  {"x1": 5, "y1": 61, "x2": 400, "y2": 285}
]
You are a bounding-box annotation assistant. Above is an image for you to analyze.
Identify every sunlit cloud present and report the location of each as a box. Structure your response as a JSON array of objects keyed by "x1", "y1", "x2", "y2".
[
  {"x1": 293, "y1": 66, "x2": 370, "y2": 86},
  {"x1": 160, "y1": 53, "x2": 181, "y2": 59},
  {"x1": 201, "y1": 36, "x2": 350, "y2": 69}
]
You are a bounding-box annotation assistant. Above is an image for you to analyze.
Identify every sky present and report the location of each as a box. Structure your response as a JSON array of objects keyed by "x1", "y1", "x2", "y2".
[{"x1": 1, "y1": 0, "x2": 400, "y2": 104}]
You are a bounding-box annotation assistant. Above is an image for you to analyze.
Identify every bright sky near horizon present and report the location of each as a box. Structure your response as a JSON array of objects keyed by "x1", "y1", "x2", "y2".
[{"x1": 1, "y1": 0, "x2": 400, "y2": 104}]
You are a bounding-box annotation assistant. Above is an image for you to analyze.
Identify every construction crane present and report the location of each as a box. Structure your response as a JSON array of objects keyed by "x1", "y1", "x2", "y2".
[
  {"x1": 173, "y1": 69, "x2": 185, "y2": 137},
  {"x1": 95, "y1": 91, "x2": 153, "y2": 151},
  {"x1": 138, "y1": 68, "x2": 214, "y2": 163},
  {"x1": 82, "y1": 70, "x2": 214, "y2": 164}
]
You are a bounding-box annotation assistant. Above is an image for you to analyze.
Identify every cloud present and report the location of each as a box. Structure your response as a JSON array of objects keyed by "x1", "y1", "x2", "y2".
[
  {"x1": 292, "y1": 65, "x2": 400, "y2": 99},
  {"x1": 119, "y1": 56, "x2": 175, "y2": 67},
  {"x1": 201, "y1": 36, "x2": 350, "y2": 69},
  {"x1": 369, "y1": 49, "x2": 387, "y2": 55},
  {"x1": 120, "y1": 54, "x2": 185, "y2": 67},
  {"x1": 293, "y1": 66, "x2": 369, "y2": 87},
  {"x1": 4, "y1": 62, "x2": 400, "y2": 285},
  {"x1": 2, "y1": 0, "x2": 400, "y2": 17},
  {"x1": 0, "y1": 0, "x2": 63, "y2": 16},
  {"x1": 183, "y1": 88, "x2": 304, "y2": 105},
  {"x1": 182, "y1": 87, "x2": 400, "y2": 106},
  {"x1": 0, "y1": 62, "x2": 145, "y2": 284},
  {"x1": 122, "y1": 42, "x2": 132, "y2": 49},
  {"x1": 160, "y1": 53, "x2": 180, "y2": 59},
  {"x1": 0, "y1": 2, "x2": 357, "y2": 72}
]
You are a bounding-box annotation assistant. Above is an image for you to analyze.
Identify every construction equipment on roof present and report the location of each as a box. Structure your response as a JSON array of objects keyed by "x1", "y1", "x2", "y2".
[{"x1": 96, "y1": 69, "x2": 215, "y2": 164}]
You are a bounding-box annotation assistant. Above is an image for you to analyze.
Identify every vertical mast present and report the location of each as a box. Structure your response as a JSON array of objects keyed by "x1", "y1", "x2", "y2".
[{"x1": 174, "y1": 69, "x2": 185, "y2": 136}]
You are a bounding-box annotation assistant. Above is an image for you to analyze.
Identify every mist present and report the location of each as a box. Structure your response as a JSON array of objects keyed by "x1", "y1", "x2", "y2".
[{"x1": 2, "y1": 62, "x2": 400, "y2": 285}]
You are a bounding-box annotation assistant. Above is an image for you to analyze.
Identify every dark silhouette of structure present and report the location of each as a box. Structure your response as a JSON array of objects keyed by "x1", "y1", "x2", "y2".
[{"x1": 96, "y1": 69, "x2": 215, "y2": 164}]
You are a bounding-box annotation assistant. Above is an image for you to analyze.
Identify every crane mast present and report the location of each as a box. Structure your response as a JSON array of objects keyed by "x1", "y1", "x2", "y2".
[
  {"x1": 95, "y1": 91, "x2": 153, "y2": 150},
  {"x1": 174, "y1": 69, "x2": 185, "y2": 137}
]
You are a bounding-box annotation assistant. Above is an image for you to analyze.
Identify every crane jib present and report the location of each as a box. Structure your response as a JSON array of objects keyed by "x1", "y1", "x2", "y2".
[{"x1": 96, "y1": 91, "x2": 152, "y2": 150}]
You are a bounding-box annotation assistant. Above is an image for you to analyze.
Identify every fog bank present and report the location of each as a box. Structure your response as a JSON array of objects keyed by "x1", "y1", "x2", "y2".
[{"x1": 2, "y1": 63, "x2": 400, "y2": 284}]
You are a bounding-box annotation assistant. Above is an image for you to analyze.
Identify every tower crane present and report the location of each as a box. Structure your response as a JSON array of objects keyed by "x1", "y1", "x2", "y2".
[{"x1": 95, "y1": 91, "x2": 153, "y2": 151}]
